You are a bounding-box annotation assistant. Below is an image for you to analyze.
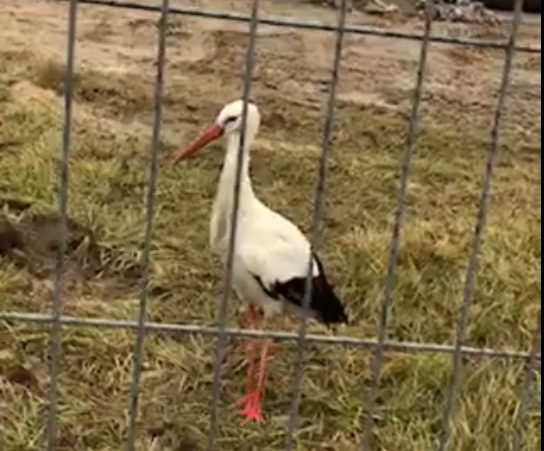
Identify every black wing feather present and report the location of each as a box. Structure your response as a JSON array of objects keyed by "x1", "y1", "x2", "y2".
[{"x1": 252, "y1": 253, "x2": 348, "y2": 326}]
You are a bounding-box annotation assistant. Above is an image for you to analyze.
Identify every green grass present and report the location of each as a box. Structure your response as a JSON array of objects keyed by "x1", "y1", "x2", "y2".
[{"x1": 0, "y1": 46, "x2": 540, "y2": 451}]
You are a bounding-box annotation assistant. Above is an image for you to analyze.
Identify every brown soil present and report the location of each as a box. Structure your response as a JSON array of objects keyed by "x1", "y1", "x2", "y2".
[{"x1": 0, "y1": 196, "x2": 142, "y2": 300}]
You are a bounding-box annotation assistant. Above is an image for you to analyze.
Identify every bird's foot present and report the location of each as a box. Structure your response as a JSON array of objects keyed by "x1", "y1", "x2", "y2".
[
  {"x1": 238, "y1": 391, "x2": 265, "y2": 425},
  {"x1": 236, "y1": 391, "x2": 255, "y2": 409}
]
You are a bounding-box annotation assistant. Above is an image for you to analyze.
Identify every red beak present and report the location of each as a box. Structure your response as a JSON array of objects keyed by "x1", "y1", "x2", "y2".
[{"x1": 170, "y1": 123, "x2": 224, "y2": 166}]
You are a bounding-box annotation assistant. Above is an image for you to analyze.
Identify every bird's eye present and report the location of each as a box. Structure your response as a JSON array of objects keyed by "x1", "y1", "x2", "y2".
[{"x1": 224, "y1": 116, "x2": 238, "y2": 125}]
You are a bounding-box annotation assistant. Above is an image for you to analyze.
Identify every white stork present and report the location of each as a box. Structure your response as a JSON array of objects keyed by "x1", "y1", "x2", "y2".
[{"x1": 170, "y1": 99, "x2": 348, "y2": 424}]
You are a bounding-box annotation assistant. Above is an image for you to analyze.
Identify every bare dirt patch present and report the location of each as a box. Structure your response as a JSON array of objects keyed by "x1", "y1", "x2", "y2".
[{"x1": 0, "y1": 196, "x2": 144, "y2": 307}]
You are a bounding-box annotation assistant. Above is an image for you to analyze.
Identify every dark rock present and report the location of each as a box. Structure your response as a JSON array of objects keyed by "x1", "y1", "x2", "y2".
[{"x1": 0, "y1": 217, "x2": 24, "y2": 255}]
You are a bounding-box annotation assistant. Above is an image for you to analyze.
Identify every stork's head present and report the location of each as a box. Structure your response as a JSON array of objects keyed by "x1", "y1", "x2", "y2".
[{"x1": 170, "y1": 99, "x2": 261, "y2": 166}]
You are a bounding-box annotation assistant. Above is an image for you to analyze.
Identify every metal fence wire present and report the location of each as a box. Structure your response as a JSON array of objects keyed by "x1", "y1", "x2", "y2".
[{"x1": 0, "y1": 0, "x2": 541, "y2": 450}]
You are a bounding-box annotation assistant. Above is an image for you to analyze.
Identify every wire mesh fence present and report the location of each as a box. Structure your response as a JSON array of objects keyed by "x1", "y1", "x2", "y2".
[{"x1": 0, "y1": 0, "x2": 541, "y2": 450}]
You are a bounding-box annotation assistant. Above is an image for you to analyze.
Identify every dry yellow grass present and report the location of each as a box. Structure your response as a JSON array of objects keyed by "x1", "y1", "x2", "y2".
[{"x1": 0, "y1": 1, "x2": 541, "y2": 450}]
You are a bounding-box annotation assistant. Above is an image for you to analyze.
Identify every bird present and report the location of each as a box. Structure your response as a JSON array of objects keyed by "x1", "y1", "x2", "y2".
[{"x1": 169, "y1": 99, "x2": 348, "y2": 425}]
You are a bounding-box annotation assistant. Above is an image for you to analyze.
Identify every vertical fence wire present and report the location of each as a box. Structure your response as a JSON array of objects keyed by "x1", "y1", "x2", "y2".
[
  {"x1": 285, "y1": 1, "x2": 348, "y2": 448},
  {"x1": 512, "y1": 312, "x2": 541, "y2": 451},
  {"x1": 125, "y1": 0, "x2": 169, "y2": 448},
  {"x1": 207, "y1": 1, "x2": 260, "y2": 449},
  {"x1": 437, "y1": 1, "x2": 524, "y2": 449},
  {"x1": 360, "y1": 1, "x2": 433, "y2": 449},
  {"x1": 46, "y1": 0, "x2": 78, "y2": 449}
]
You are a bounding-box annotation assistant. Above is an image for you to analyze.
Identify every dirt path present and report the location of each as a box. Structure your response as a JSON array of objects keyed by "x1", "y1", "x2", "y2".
[{"x1": 0, "y1": 0, "x2": 540, "y2": 143}]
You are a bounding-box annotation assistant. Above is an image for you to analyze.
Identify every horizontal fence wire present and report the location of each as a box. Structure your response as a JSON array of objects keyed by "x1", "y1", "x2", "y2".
[
  {"x1": 0, "y1": 0, "x2": 541, "y2": 450},
  {"x1": 0, "y1": 312, "x2": 539, "y2": 361},
  {"x1": 57, "y1": 0, "x2": 541, "y2": 54},
  {"x1": 438, "y1": 0, "x2": 525, "y2": 449}
]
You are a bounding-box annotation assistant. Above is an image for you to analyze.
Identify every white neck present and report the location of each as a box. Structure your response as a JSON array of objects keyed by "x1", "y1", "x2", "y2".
[
  {"x1": 209, "y1": 130, "x2": 259, "y2": 252},
  {"x1": 218, "y1": 132, "x2": 256, "y2": 206}
]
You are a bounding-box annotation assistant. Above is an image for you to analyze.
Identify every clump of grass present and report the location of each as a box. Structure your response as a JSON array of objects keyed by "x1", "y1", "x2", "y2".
[
  {"x1": 30, "y1": 59, "x2": 75, "y2": 96},
  {"x1": 0, "y1": 82, "x2": 10, "y2": 103},
  {"x1": 31, "y1": 59, "x2": 153, "y2": 118}
]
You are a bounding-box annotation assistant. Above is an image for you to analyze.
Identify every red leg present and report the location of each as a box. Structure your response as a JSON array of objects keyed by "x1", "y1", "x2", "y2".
[
  {"x1": 239, "y1": 340, "x2": 272, "y2": 425},
  {"x1": 236, "y1": 304, "x2": 258, "y2": 409},
  {"x1": 256, "y1": 340, "x2": 272, "y2": 395}
]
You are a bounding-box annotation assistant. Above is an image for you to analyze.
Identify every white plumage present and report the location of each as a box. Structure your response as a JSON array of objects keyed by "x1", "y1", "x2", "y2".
[{"x1": 170, "y1": 99, "x2": 347, "y2": 424}]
